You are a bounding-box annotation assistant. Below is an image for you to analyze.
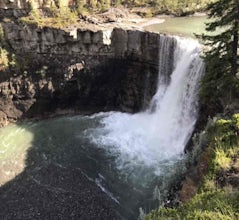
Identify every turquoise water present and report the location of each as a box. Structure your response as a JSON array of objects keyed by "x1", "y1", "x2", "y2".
[
  {"x1": 0, "y1": 115, "x2": 186, "y2": 219},
  {"x1": 145, "y1": 16, "x2": 208, "y2": 37}
]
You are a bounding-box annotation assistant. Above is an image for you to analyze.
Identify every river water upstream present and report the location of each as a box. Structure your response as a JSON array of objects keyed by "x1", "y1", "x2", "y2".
[{"x1": 144, "y1": 15, "x2": 207, "y2": 37}]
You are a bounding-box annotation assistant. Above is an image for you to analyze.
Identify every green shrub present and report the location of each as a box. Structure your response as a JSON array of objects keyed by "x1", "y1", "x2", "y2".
[
  {"x1": 20, "y1": 5, "x2": 78, "y2": 29},
  {"x1": 146, "y1": 191, "x2": 239, "y2": 220},
  {"x1": 146, "y1": 114, "x2": 239, "y2": 220},
  {"x1": 0, "y1": 24, "x2": 5, "y2": 45},
  {"x1": 0, "y1": 48, "x2": 9, "y2": 71}
]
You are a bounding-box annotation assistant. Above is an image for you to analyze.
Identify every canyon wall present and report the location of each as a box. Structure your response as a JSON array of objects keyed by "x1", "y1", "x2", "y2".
[{"x1": 0, "y1": 19, "x2": 165, "y2": 126}]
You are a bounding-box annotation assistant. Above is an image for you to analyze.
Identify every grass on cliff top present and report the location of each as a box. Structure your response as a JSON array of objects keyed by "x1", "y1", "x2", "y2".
[{"x1": 146, "y1": 114, "x2": 239, "y2": 220}]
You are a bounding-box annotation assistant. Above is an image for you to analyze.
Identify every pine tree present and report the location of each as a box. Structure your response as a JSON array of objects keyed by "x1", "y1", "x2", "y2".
[{"x1": 197, "y1": 0, "x2": 239, "y2": 101}]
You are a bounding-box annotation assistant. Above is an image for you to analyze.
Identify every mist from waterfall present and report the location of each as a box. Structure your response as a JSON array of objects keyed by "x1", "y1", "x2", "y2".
[{"x1": 89, "y1": 36, "x2": 205, "y2": 178}]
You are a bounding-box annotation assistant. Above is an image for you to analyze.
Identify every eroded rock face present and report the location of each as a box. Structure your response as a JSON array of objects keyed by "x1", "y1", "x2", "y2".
[
  {"x1": 0, "y1": 22, "x2": 161, "y2": 126},
  {"x1": 2, "y1": 23, "x2": 160, "y2": 63}
]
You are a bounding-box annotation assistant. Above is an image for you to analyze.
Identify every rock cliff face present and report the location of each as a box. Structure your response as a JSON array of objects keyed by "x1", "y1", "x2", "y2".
[
  {"x1": 3, "y1": 23, "x2": 159, "y2": 63},
  {"x1": 0, "y1": 20, "x2": 162, "y2": 126}
]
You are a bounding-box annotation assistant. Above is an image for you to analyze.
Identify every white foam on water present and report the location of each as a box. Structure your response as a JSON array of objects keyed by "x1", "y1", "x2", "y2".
[{"x1": 89, "y1": 36, "x2": 205, "y2": 176}]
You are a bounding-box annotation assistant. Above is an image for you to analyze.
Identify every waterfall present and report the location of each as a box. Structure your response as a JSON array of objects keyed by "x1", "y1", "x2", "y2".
[
  {"x1": 89, "y1": 35, "x2": 205, "y2": 178},
  {"x1": 85, "y1": 37, "x2": 205, "y2": 217},
  {"x1": 149, "y1": 35, "x2": 176, "y2": 111}
]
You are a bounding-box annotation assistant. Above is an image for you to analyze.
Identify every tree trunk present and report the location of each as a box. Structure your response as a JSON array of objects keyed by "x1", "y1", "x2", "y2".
[
  {"x1": 232, "y1": 1, "x2": 239, "y2": 75},
  {"x1": 232, "y1": 25, "x2": 238, "y2": 75}
]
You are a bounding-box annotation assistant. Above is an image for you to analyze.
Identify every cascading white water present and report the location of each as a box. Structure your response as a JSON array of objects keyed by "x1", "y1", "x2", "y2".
[
  {"x1": 149, "y1": 35, "x2": 176, "y2": 110},
  {"x1": 89, "y1": 36, "x2": 205, "y2": 177}
]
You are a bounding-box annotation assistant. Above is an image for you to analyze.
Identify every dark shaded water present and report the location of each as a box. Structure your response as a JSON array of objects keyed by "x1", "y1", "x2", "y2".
[{"x1": 0, "y1": 115, "x2": 186, "y2": 219}]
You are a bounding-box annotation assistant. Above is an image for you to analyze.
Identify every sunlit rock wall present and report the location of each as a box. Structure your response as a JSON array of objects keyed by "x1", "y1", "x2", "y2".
[{"x1": 0, "y1": 21, "x2": 164, "y2": 126}]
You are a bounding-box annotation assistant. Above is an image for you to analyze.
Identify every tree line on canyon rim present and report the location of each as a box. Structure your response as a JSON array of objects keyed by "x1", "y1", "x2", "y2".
[
  {"x1": 73, "y1": 0, "x2": 209, "y2": 15},
  {"x1": 25, "y1": 0, "x2": 210, "y2": 22}
]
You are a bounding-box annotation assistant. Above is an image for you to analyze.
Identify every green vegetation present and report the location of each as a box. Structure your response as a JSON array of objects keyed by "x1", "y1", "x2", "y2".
[
  {"x1": 0, "y1": 23, "x2": 19, "y2": 72},
  {"x1": 0, "y1": 24, "x2": 9, "y2": 71},
  {"x1": 139, "y1": 0, "x2": 210, "y2": 16},
  {"x1": 206, "y1": 115, "x2": 239, "y2": 175},
  {"x1": 0, "y1": 48, "x2": 9, "y2": 71},
  {"x1": 147, "y1": 190, "x2": 239, "y2": 220},
  {"x1": 146, "y1": 114, "x2": 239, "y2": 220},
  {"x1": 0, "y1": 24, "x2": 17, "y2": 71},
  {"x1": 80, "y1": 0, "x2": 210, "y2": 15},
  {"x1": 19, "y1": 0, "x2": 212, "y2": 28},
  {"x1": 20, "y1": 1, "x2": 78, "y2": 29},
  {"x1": 197, "y1": 0, "x2": 239, "y2": 103}
]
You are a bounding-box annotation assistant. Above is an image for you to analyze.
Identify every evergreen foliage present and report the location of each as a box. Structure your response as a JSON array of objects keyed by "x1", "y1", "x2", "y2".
[
  {"x1": 197, "y1": 0, "x2": 239, "y2": 102},
  {"x1": 150, "y1": 0, "x2": 209, "y2": 15},
  {"x1": 23, "y1": 0, "x2": 211, "y2": 22}
]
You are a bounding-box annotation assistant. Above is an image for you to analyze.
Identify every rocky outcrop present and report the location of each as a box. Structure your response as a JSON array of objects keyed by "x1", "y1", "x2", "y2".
[
  {"x1": 2, "y1": 23, "x2": 159, "y2": 63},
  {"x1": 0, "y1": 22, "x2": 161, "y2": 126}
]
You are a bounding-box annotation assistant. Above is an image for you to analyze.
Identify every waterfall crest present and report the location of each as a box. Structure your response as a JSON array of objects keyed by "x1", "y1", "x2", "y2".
[{"x1": 90, "y1": 35, "x2": 205, "y2": 176}]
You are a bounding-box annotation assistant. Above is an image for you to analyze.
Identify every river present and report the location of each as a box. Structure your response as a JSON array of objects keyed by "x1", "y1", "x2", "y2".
[{"x1": 144, "y1": 15, "x2": 207, "y2": 37}]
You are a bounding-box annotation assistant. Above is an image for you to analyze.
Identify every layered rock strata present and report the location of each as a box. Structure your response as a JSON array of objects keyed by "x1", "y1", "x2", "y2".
[{"x1": 0, "y1": 21, "x2": 162, "y2": 126}]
